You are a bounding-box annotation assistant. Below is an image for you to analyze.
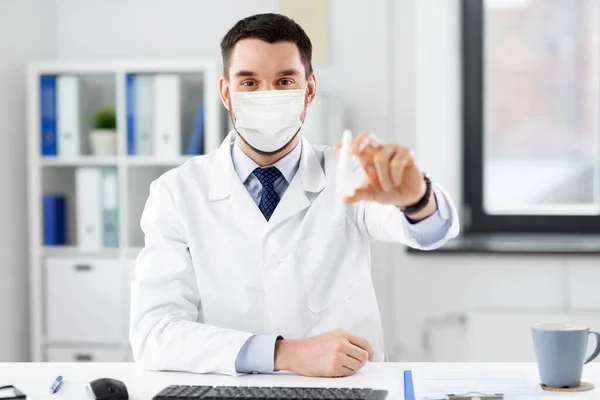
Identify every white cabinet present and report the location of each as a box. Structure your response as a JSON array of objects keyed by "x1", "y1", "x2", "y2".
[
  {"x1": 45, "y1": 258, "x2": 126, "y2": 343},
  {"x1": 123, "y1": 259, "x2": 136, "y2": 343},
  {"x1": 125, "y1": 348, "x2": 134, "y2": 362},
  {"x1": 46, "y1": 347, "x2": 127, "y2": 362}
]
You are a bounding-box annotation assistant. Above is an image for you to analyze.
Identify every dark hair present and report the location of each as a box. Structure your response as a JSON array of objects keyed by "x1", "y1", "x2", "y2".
[{"x1": 221, "y1": 13, "x2": 313, "y2": 80}]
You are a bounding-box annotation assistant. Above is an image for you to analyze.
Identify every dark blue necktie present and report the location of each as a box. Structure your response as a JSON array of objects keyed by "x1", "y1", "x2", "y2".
[{"x1": 253, "y1": 166, "x2": 282, "y2": 221}]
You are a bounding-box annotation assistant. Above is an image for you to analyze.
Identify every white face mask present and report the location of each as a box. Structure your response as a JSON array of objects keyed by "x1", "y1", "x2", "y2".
[{"x1": 230, "y1": 88, "x2": 306, "y2": 152}]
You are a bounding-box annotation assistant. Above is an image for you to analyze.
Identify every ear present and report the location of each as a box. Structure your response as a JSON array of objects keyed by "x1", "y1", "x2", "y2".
[
  {"x1": 219, "y1": 76, "x2": 230, "y2": 110},
  {"x1": 306, "y1": 73, "x2": 317, "y2": 106}
]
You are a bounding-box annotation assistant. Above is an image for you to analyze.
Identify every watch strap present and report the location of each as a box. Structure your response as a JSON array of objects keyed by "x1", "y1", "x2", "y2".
[{"x1": 402, "y1": 174, "x2": 432, "y2": 216}]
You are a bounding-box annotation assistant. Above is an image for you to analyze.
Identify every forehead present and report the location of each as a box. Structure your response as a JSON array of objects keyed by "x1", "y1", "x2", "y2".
[{"x1": 228, "y1": 39, "x2": 305, "y2": 76}]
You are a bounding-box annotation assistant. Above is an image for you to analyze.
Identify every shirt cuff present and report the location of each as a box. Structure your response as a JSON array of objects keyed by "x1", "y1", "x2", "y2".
[
  {"x1": 404, "y1": 188, "x2": 453, "y2": 247},
  {"x1": 234, "y1": 334, "x2": 280, "y2": 374}
]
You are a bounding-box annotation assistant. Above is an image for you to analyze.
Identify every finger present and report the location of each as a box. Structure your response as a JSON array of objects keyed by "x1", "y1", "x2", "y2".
[
  {"x1": 341, "y1": 354, "x2": 363, "y2": 372},
  {"x1": 363, "y1": 165, "x2": 379, "y2": 187},
  {"x1": 343, "y1": 341, "x2": 369, "y2": 364},
  {"x1": 350, "y1": 131, "x2": 373, "y2": 154},
  {"x1": 347, "y1": 333, "x2": 375, "y2": 362},
  {"x1": 357, "y1": 133, "x2": 383, "y2": 153},
  {"x1": 390, "y1": 148, "x2": 412, "y2": 187},
  {"x1": 333, "y1": 141, "x2": 341, "y2": 150},
  {"x1": 351, "y1": 134, "x2": 383, "y2": 161},
  {"x1": 342, "y1": 186, "x2": 376, "y2": 204},
  {"x1": 373, "y1": 146, "x2": 396, "y2": 191},
  {"x1": 340, "y1": 366, "x2": 355, "y2": 377},
  {"x1": 351, "y1": 140, "x2": 383, "y2": 173}
]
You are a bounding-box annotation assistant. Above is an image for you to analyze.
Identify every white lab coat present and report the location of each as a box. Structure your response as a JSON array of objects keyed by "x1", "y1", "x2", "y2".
[{"x1": 130, "y1": 133, "x2": 459, "y2": 376}]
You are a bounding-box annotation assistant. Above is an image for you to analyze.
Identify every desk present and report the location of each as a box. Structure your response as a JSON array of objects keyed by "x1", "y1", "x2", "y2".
[{"x1": 1, "y1": 362, "x2": 599, "y2": 400}]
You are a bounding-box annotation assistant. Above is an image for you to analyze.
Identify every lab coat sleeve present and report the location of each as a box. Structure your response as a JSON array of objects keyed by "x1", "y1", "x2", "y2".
[
  {"x1": 129, "y1": 178, "x2": 254, "y2": 376},
  {"x1": 351, "y1": 183, "x2": 459, "y2": 250}
]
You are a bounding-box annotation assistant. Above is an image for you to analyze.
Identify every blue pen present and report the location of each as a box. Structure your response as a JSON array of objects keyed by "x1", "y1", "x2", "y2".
[{"x1": 48, "y1": 375, "x2": 63, "y2": 394}]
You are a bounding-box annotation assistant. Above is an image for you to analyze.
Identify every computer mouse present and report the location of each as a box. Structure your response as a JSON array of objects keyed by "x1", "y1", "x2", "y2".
[{"x1": 86, "y1": 378, "x2": 129, "y2": 400}]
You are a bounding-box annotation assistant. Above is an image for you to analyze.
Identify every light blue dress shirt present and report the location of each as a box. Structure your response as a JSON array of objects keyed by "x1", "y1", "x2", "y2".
[{"x1": 231, "y1": 138, "x2": 453, "y2": 373}]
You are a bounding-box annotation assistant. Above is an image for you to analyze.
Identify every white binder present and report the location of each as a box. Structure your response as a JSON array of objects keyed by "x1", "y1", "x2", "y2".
[
  {"x1": 153, "y1": 75, "x2": 181, "y2": 159},
  {"x1": 56, "y1": 76, "x2": 80, "y2": 159},
  {"x1": 76, "y1": 168, "x2": 102, "y2": 251},
  {"x1": 135, "y1": 75, "x2": 154, "y2": 155}
]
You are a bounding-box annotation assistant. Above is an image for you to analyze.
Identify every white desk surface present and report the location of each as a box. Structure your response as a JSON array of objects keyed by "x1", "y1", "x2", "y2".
[{"x1": 1, "y1": 362, "x2": 599, "y2": 399}]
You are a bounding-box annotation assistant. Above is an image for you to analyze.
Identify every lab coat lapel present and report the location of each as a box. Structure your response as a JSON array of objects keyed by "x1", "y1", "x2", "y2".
[
  {"x1": 268, "y1": 137, "x2": 327, "y2": 227},
  {"x1": 230, "y1": 177, "x2": 269, "y2": 231},
  {"x1": 208, "y1": 133, "x2": 268, "y2": 231}
]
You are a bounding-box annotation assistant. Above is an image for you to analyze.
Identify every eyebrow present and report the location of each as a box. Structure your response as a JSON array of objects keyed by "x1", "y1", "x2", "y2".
[
  {"x1": 234, "y1": 70, "x2": 257, "y2": 78},
  {"x1": 233, "y1": 69, "x2": 302, "y2": 78},
  {"x1": 276, "y1": 69, "x2": 301, "y2": 77}
]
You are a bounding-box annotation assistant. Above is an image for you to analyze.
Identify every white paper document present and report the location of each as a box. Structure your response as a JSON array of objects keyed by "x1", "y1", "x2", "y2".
[{"x1": 413, "y1": 369, "x2": 544, "y2": 399}]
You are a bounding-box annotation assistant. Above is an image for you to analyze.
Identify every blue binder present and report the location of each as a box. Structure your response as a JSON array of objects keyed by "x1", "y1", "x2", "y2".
[
  {"x1": 40, "y1": 76, "x2": 57, "y2": 156},
  {"x1": 101, "y1": 168, "x2": 119, "y2": 248},
  {"x1": 404, "y1": 370, "x2": 415, "y2": 400},
  {"x1": 43, "y1": 194, "x2": 66, "y2": 245},
  {"x1": 185, "y1": 103, "x2": 205, "y2": 155},
  {"x1": 126, "y1": 74, "x2": 136, "y2": 155}
]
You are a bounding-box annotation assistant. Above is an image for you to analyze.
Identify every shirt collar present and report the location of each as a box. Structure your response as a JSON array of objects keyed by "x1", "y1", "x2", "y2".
[{"x1": 231, "y1": 136, "x2": 302, "y2": 184}]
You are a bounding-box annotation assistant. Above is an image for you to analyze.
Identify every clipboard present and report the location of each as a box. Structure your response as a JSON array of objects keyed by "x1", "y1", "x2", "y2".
[
  {"x1": 404, "y1": 370, "x2": 504, "y2": 399},
  {"x1": 0, "y1": 385, "x2": 26, "y2": 399}
]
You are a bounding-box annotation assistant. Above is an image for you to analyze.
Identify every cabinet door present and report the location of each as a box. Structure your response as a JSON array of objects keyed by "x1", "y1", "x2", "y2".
[
  {"x1": 46, "y1": 347, "x2": 126, "y2": 362},
  {"x1": 123, "y1": 259, "x2": 136, "y2": 343},
  {"x1": 45, "y1": 258, "x2": 125, "y2": 343}
]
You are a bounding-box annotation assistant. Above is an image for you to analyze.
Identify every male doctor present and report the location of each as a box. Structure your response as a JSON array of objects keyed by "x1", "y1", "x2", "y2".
[{"x1": 130, "y1": 13, "x2": 459, "y2": 378}]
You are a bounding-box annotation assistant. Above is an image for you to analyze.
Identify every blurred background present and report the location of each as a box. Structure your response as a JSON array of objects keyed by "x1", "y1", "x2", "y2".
[{"x1": 1, "y1": 0, "x2": 600, "y2": 364}]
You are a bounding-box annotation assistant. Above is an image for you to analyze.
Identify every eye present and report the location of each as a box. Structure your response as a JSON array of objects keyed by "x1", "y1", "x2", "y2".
[
  {"x1": 278, "y1": 79, "x2": 294, "y2": 86},
  {"x1": 241, "y1": 81, "x2": 256, "y2": 87}
]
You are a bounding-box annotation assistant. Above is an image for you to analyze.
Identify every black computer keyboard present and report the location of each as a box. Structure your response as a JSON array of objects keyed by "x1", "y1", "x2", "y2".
[{"x1": 152, "y1": 385, "x2": 388, "y2": 400}]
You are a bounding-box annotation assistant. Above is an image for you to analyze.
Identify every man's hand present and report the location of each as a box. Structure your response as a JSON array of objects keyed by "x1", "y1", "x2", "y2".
[
  {"x1": 335, "y1": 131, "x2": 437, "y2": 221},
  {"x1": 274, "y1": 330, "x2": 374, "y2": 377}
]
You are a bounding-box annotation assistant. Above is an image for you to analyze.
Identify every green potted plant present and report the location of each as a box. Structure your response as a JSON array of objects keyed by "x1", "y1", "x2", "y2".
[{"x1": 90, "y1": 107, "x2": 117, "y2": 155}]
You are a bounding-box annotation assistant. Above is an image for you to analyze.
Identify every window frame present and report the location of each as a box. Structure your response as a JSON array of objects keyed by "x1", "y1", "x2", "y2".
[{"x1": 462, "y1": 0, "x2": 600, "y2": 234}]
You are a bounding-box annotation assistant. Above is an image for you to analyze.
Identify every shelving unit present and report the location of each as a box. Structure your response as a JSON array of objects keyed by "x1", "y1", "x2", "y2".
[{"x1": 27, "y1": 59, "x2": 225, "y2": 362}]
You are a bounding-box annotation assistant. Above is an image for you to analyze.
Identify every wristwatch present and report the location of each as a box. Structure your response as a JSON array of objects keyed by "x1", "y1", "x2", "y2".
[{"x1": 401, "y1": 174, "x2": 431, "y2": 216}]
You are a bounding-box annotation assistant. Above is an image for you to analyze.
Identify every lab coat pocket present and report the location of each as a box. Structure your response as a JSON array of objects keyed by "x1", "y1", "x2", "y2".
[{"x1": 296, "y1": 221, "x2": 360, "y2": 314}]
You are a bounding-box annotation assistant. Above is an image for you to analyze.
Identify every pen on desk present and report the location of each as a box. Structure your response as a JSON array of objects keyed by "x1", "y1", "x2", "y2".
[{"x1": 48, "y1": 375, "x2": 63, "y2": 394}]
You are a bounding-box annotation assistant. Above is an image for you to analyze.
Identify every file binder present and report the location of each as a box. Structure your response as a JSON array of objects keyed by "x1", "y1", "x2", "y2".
[
  {"x1": 56, "y1": 75, "x2": 80, "y2": 159},
  {"x1": 76, "y1": 168, "x2": 102, "y2": 250},
  {"x1": 185, "y1": 103, "x2": 204, "y2": 155},
  {"x1": 43, "y1": 194, "x2": 66, "y2": 246},
  {"x1": 404, "y1": 370, "x2": 415, "y2": 400},
  {"x1": 40, "y1": 76, "x2": 57, "y2": 156},
  {"x1": 101, "y1": 168, "x2": 119, "y2": 248},
  {"x1": 153, "y1": 74, "x2": 181, "y2": 159},
  {"x1": 136, "y1": 75, "x2": 154, "y2": 155},
  {"x1": 126, "y1": 74, "x2": 136, "y2": 155}
]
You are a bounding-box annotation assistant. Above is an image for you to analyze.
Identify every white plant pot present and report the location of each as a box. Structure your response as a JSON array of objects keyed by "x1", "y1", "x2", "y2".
[{"x1": 90, "y1": 129, "x2": 117, "y2": 156}]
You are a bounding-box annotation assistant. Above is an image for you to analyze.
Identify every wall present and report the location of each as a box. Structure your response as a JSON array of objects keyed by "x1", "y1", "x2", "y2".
[{"x1": 0, "y1": 0, "x2": 57, "y2": 360}]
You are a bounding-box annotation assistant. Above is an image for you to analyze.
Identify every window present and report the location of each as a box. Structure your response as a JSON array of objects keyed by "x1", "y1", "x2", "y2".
[{"x1": 463, "y1": 0, "x2": 600, "y2": 233}]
